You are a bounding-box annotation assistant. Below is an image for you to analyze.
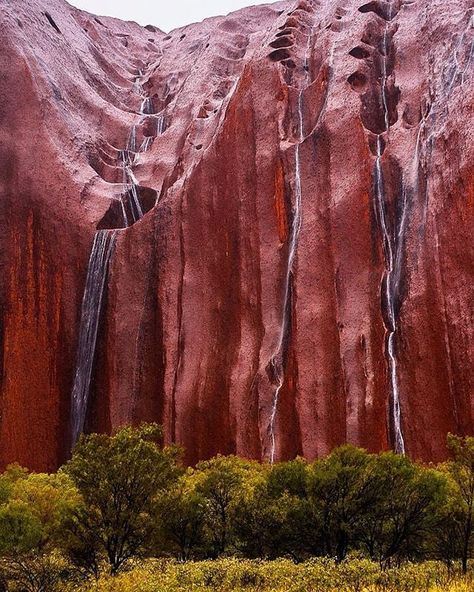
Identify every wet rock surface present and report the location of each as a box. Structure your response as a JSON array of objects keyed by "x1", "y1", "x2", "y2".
[{"x1": 0, "y1": 0, "x2": 473, "y2": 470}]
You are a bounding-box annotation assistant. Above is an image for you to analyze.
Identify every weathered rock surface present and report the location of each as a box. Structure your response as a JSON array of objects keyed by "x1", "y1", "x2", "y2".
[{"x1": 1, "y1": 0, "x2": 473, "y2": 470}]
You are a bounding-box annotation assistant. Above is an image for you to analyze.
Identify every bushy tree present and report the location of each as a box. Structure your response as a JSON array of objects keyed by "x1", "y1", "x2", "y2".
[
  {"x1": 154, "y1": 473, "x2": 206, "y2": 560},
  {"x1": 358, "y1": 453, "x2": 447, "y2": 564},
  {"x1": 0, "y1": 554, "x2": 70, "y2": 592},
  {"x1": 0, "y1": 469, "x2": 78, "y2": 555},
  {"x1": 0, "y1": 465, "x2": 29, "y2": 505},
  {"x1": 64, "y1": 423, "x2": 181, "y2": 575},
  {"x1": 442, "y1": 434, "x2": 474, "y2": 573},
  {"x1": 0, "y1": 502, "x2": 42, "y2": 556},
  {"x1": 0, "y1": 469, "x2": 79, "y2": 592},
  {"x1": 14, "y1": 473, "x2": 80, "y2": 551},
  {"x1": 307, "y1": 446, "x2": 378, "y2": 561},
  {"x1": 232, "y1": 458, "x2": 320, "y2": 560},
  {"x1": 431, "y1": 478, "x2": 465, "y2": 569},
  {"x1": 194, "y1": 456, "x2": 263, "y2": 557},
  {"x1": 266, "y1": 458, "x2": 308, "y2": 499},
  {"x1": 232, "y1": 480, "x2": 282, "y2": 558}
]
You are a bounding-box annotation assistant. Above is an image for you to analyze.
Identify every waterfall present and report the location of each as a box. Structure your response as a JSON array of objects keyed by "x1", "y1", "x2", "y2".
[
  {"x1": 129, "y1": 181, "x2": 144, "y2": 220},
  {"x1": 126, "y1": 125, "x2": 137, "y2": 155},
  {"x1": 70, "y1": 230, "x2": 117, "y2": 447},
  {"x1": 133, "y1": 71, "x2": 144, "y2": 95},
  {"x1": 374, "y1": 138, "x2": 405, "y2": 455},
  {"x1": 374, "y1": 2, "x2": 406, "y2": 454},
  {"x1": 381, "y1": 31, "x2": 390, "y2": 132},
  {"x1": 156, "y1": 113, "x2": 165, "y2": 135},
  {"x1": 121, "y1": 69, "x2": 163, "y2": 223},
  {"x1": 140, "y1": 97, "x2": 153, "y2": 115},
  {"x1": 120, "y1": 196, "x2": 128, "y2": 228},
  {"x1": 268, "y1": 29, "x2": 311, "y2": 464},
  {"x1": 71, "y1": 69, "x2": 156, "y2": 447},
  {"x1": 121, "y1": 124, "x2": 144, "y2": 223},
  {"x1": 447, "y1": 14, "x2": 474, "y2": 91},
  {"x1": 139, "y1": 136, "x2": 153, "y2": 152}
]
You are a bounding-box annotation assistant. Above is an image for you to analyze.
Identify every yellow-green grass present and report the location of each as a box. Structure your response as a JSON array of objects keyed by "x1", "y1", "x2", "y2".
[{"x1": 78, "y1": 559, "x2": 474, "y2": 592}]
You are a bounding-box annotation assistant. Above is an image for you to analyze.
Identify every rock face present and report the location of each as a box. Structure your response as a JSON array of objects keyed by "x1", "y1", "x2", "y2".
[{"x1": 1, "y1": 0, "x2": 473, "y2": 471}]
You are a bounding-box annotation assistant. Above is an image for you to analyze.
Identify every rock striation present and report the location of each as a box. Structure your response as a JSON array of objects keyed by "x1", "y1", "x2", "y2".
[{"x1": 1, "y1": 0, "x2": 473, "y2": 470}]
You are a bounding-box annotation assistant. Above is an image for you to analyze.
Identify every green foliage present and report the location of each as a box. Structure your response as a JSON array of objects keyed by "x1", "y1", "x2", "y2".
[
  {"x1": 0, "y1": 465, "x2": 29, "y2": 505},
  {"x1": 0, "y1": 426, "x2": 474, "y2": 590},
  {"x1": 308, "y1": 445, "x2": 378, "y2": 560},
  {"x1": 232, "y1": 458, "x2": 316, "y2": 560},
  {"x1": 359, "y1": 453, "x2": 447, "y2": 563},
  {"x1": 154, "y1": 473, "x2": 207, "y2": 560},
  {"x1": 266, "y1": 457, "x2": 308, "y2": 498},
  {"x1": 0, "y1": 470, "x2": 78, "y2": 557},
  {"x1": 194, "y1": 456, "x2": 263, "y2": 557},
  {"x1": 0, "y1": 469, "x2": 80, "y2": 591},
  {"x1": 14, "y1": 472, "x2": 80, "y2": 550},
  {"x1": 305, "y1": 446, "x2": 448, "y2": 565},
  {"x1": 443, "y1": 434, "x2": 474, "y2": 573},
  {"x1": 63, "y1": 423, "x2": 182, "y2": 575},
  {"x1": 232, "y1": 480, "x2": 285, "y2": 558},
  {"x1": 0, "y1": 501, "x2": 42, "y2": 555}
]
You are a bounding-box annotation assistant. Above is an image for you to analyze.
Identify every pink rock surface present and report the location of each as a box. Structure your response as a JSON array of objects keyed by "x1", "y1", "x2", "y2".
[{"x1": 0, "y1": 0, "x2": 473, "y2": 470}]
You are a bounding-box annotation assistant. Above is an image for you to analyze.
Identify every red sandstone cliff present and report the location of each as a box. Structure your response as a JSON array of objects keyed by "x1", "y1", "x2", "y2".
[{"x1": 1, "y1": 0, "x2": 473, "y2": 470}]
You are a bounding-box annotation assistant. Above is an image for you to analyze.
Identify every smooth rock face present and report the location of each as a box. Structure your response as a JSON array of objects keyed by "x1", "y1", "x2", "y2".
[{"x1": 1, "y1": 0, "x2": 473, "y2": 470}]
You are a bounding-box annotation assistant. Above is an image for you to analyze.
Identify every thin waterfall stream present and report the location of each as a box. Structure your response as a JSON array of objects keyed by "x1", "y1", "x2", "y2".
[
  {"x1": 373, "y1": 6, "x2": 472, "y2": 455},
  {"x1": 374, "y1": 138, "x2": 405, "y2": 455},
  {"x1": 268, "y1": 28, "x2": 312, "y2": 464},
  {"x1": 375, "y1": 2, "x2": 406, "y2": 454}
]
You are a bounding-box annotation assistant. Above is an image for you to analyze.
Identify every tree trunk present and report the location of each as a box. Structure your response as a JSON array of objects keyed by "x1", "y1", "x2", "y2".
[
  {"x1": 462, "y1": 515, "x2": 471, "y2": 575},
  {"x1": 336, "y1": 530, "x2": 348, "y2": 563}
]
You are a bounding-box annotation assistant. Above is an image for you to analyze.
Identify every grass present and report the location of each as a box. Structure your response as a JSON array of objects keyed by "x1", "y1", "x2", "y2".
[{"x1": 77, "y1": 558, "x2": 474, "y2": 592}]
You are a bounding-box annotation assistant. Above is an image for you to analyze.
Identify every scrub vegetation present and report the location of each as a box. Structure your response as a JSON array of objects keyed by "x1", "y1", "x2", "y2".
[{"x1": 0, "y1": 425, "x2": 474, "y2": 591}]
